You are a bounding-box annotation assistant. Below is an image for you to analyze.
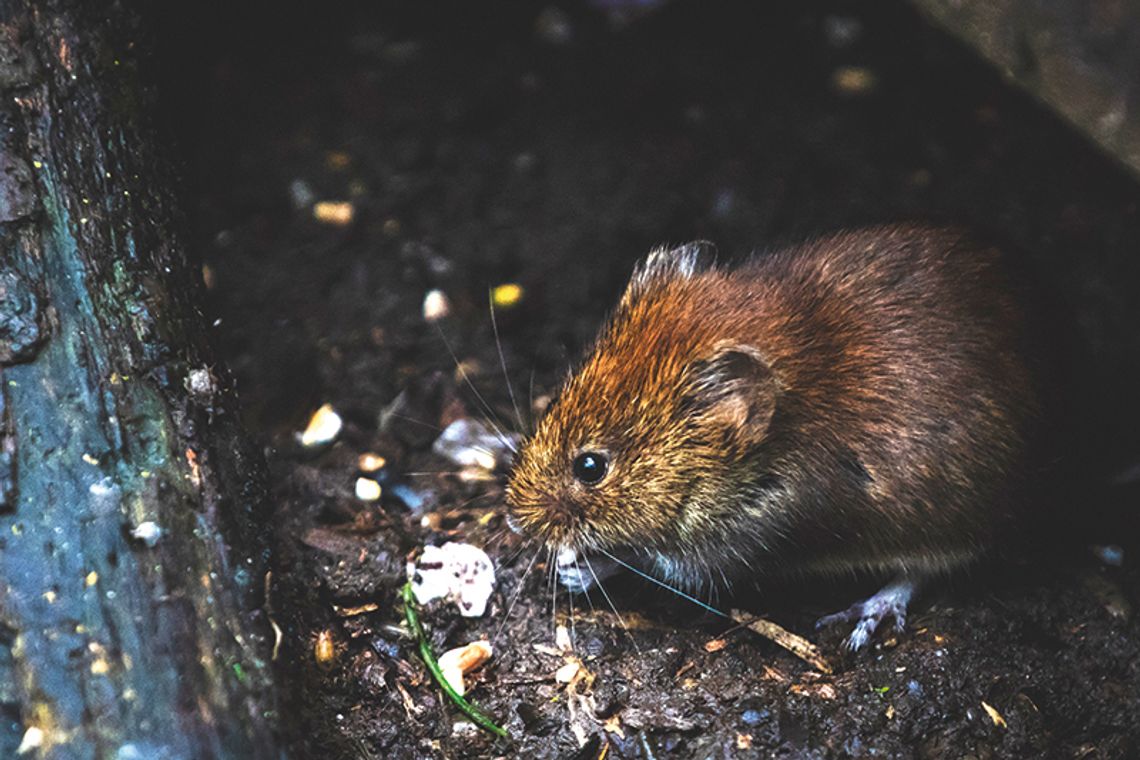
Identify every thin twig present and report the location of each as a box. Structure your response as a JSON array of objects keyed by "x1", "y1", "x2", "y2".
[{"x1": 730, "y1": 610, "x2": 834, "y2": 674}]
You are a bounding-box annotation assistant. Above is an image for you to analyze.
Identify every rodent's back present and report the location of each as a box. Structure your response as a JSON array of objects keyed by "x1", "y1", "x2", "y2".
[
  {"x1": 507, "y1": 225, "x2": 1038, "y2": 586},
  {"x1": 740, "y1": 227, "x2": 1037, "y2": 576}
]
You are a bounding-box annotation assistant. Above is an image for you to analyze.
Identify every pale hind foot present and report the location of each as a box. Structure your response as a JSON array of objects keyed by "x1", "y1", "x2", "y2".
[{"x1": 816, "y1": 576, "x2": 918, "y2": 651}]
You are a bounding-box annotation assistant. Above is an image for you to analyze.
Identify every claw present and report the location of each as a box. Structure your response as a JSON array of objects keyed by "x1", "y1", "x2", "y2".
[{"x1": 816, "y1": 577, "x2": 917, "y2": 651}]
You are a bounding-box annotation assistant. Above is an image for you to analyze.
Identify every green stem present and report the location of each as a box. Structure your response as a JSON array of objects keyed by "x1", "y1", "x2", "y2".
[{"x1": 400, "y1": 582, "x2": 509, "y2": 739}]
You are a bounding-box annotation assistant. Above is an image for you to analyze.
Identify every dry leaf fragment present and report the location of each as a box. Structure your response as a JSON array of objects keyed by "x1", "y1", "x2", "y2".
[
  {"x1": 981, "y1": 700, "x2": 1007, "y2": 728},
  {"x1": 704, "y1": 637, "x2": 728, "y2": 653},
  {"x1": 731, "y1": 610, "x2": 834, "y2": 674},
  {"x1": 332, "y1": 602, "x2": 380, "y2": 617},
  {"x1": 555, "y1": 661, "x2": 581, "y2": 684}
]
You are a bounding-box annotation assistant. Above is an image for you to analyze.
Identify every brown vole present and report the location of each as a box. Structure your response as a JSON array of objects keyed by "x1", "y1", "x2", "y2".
[{"x1": 506, "y1": 225, "x2": 1038, "y2": 649}]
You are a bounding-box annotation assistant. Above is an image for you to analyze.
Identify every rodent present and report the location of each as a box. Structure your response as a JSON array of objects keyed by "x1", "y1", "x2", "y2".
[{"x1": 505, "y1": 224, "x2": 1039, "y2": 648}]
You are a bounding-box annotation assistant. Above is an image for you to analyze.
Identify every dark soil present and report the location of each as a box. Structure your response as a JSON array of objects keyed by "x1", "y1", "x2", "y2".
[{"x1": 157, "y1": 1, "x2": 1140, "y2": 757}]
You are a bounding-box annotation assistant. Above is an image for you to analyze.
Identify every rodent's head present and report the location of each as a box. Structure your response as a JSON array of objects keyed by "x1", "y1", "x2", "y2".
[{"x1": 506, "y1": 244, "x2": 780, "y2": 558}]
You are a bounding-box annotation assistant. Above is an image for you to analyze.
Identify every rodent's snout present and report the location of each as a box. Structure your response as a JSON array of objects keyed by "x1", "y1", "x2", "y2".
[{"x1": 505, "y1": 489, "x2": 586, "y2": 546}]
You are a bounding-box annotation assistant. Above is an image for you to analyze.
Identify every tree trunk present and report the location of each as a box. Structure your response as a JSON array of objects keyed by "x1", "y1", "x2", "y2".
[{"x1": 0, "y1": 2, "x2": 279, "y2": 758}]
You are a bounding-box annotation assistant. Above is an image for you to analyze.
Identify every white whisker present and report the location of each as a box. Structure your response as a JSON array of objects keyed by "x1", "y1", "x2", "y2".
[
  {"x1": 583, "y1": 554, "x2": 641, "y2": 655},
  {"x1": 432, "y1": 322, "x2": 517, "y2": 454},
  {"x1": 573, "y1": 555, "x2": 599, "y2": 621},
  {"x1": 494, "y1": 545, "x2": 542, "y2": 643},
  {"x1": 548, "y1": 546, "x2": 559, "y2": 643},
  {"x1": 597, "y1": 548, "x2": 729, "y2": 619},
  {"x1": 527, "y1": 369, "x2": 537, "y2": 435},
  {"x1": 382, "y1": 412, "x2": 443, "y2": 433},
  {"x1": 488, "y1": 291, "x2": 526, "y2": 435}
]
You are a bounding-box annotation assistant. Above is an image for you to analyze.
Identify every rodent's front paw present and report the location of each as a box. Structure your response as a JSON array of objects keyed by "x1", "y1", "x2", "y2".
[
  {"x1": 555, "y1": 547, "x2": 594, "y2": 592},
  {"x1": 554, "y1": 547, "x2": 622, "y2": 593}
]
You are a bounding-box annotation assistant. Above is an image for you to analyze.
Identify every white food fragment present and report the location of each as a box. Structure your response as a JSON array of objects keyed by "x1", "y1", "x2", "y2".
[
  {"x1": 354, "y1": 477, "x2": 382, "y2": 502},
  {"x1": 555, "y1": 624, "x2": 573, "y2": 653},
  {"x1": 16, "y1": 726, "x2": 44, "y2": 755},
  {"x1": 407, "y1": 542, "x2": 496, "y2": 617},
  {"x1": 432, "y1": 418, "x2": 519, "y2": 471},
  {"x1": 130, "y1": 521, "x2": 162, "y2": 547},
  {"x1": 298, "y1": 404, "x2": 342, "y2": 447},
  {"x1": 422, "y1": 289, "x2": 451, "y2": 322},
  {"x1": 185, "y1": 367, "x2": 217, "y2": 397}
]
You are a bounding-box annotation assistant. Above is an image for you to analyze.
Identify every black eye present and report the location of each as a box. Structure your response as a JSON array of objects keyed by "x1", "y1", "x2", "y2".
[{"x1": 572, "y1": 451, "x2": 608, "y2": 485}]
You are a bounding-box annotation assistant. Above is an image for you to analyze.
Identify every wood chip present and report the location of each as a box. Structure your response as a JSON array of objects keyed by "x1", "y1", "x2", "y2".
[
  {"x1": 731, "y1": 610, "x2": 834, "y2": 674},
  {"x1": 704, "y1": 637, "x2": 728, "y2": 653}
]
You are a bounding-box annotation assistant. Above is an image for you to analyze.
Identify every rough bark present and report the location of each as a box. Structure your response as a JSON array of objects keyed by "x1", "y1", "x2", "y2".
[{"x1": 0, "y1": 2, "x2": 278, "y2": 758}]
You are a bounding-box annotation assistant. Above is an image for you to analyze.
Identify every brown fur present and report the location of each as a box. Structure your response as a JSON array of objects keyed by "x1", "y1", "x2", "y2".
[{"x1": 507, "y1": 226, "x2": 1038, "y2": 589}]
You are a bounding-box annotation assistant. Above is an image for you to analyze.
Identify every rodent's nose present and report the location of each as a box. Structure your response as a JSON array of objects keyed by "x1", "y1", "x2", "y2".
[{"x1": 546, "y1": 498, "x2": 585, "y2": 528}]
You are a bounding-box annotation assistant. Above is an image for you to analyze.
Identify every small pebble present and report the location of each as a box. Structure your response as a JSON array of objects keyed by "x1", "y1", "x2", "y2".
[
  {"x1": 185, "y1": 367, "x2": 217, "y2": 397},
  {"x1": 432, "y1": 418, "x2": 519, "y2": 470},
  {"x1": 16, "y1": 727, "x2": 44, "y2": 755},
  {"x1": 492, "y1": 283, "x2": 524, "y2": 308},
  {"x1": 358, "y1": 453, "x2": 387, "y2": 473},
  {"x1": 130, "y1": 521, "x2": 163, "y2": 548},
  {"x1": 741, "y1": 708, "x2": 768, "y2": 726},
  {"x1": 313, "y1": 200, "x2": 355, "y2": 226},
  {"x1": 325, "y1": 151, "x2": 351, "y2": 170},
  {"x1": 422, "y1": 289, "x2": 451, "y2": 322},
  {"x1": 298, "y1": 404, "x2": 343, "y2": 447},
  {"x1": 1092, "y1": 544, "x2": 1125, "y2": 567},
  {"x1": 288, "y1": 179, "x2": 315, "y2": 210},
  {"x1": 354, "y1": 477, "x2": 382, "y2": 502},
  {"x1": 831, "y1": 66, "x2": 877, "y2": 95},
  {"x1": 512, "y1": 152, "x2": 537, "y2": 173},
  {"x1": 390, "y1": 483, "x2": 429, "y2": 512},
  {"x1": 823, "y1": 15, "x2": 863, "y2": 48},
  {"x1": 535, "y1": 6, "x2": 573, "y2": 45}
]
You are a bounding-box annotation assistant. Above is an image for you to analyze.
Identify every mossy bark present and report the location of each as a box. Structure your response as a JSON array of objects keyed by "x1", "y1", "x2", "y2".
[{"x1": 0, "y1": 1, "x2": 279, "y2": 758}]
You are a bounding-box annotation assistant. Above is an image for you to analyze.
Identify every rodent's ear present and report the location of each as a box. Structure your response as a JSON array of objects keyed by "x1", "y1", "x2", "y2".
[
  {"x1": 622, "y1": 241, "x2": 715, "y2": 307},
  {"x1": 684, "y1": 343, "x2": 777, "y2": 446}
]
